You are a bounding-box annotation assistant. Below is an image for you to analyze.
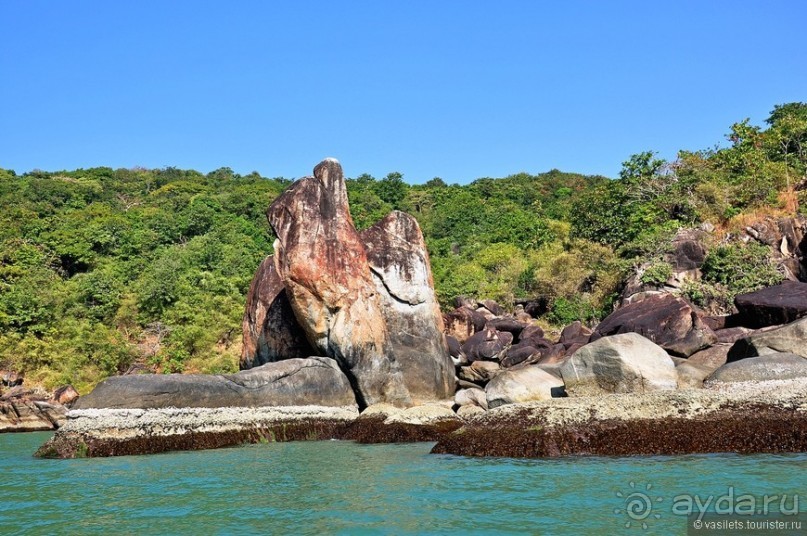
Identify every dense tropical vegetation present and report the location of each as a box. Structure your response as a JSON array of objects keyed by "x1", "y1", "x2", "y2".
[{"x1": 1, "y1": 103, "x2": 805, "y2": 392}]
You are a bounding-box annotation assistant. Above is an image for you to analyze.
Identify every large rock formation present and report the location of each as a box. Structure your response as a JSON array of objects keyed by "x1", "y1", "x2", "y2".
[
  {"x1": 74, "y1": 357, "x2": 357, "y2": 410},
  {"x1": 728, "y1": 317, "x2": 807, "y2": 361},
  {"x1": 258, "y1": 158, "x2": 453, "y2": 407},
  {"x1": 591, "y1": 292, "x2": 717, "y2": 357},
  {"x1": 240, "y1": 255, "x2": 315, "y2": 369},
  {"x1": 560, "y1": 333, "x2": 678, "y2": 396},
  {"x1": 733, "y1": 281, "x2": 807, "y2": 328},
  {"x1": 360, "y1": 211, "x2": 455, "y2": 404}
]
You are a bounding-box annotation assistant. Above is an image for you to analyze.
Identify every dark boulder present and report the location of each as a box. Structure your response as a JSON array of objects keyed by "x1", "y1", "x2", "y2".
[
  {"x1": 444, "y1": 306, "x2": 487, "y2": 343},
  {"x1": 500, "y1": 345, "x2": 539, "y2": 368},
  {"x1": 715, "y1": 327, "x2": 755, "y2": 344},
  {"x1": 669, "y1": 230, "x2": 707, "y2": 272},
  {"x1": 591, "y1": 293, "x2": 717, "y2": 357},
  {"x1": 734, "y1": 281, "x2": 807, "y2": 328},
  {"x1": 519, "y1": 324, "x2": 545, "y2": 343},
  {"x1": 479, "y1": 299, "x2": 505, "y2": 316},
  {"x1": 535, "y1": 344, "x2": 568, "y2": 366},
  {"x1": 486, "y1": 318, "x2": 527, "y2": 338},
  {"x1": 559, "y1": 321, "x2": 592, "y2": 348},
  {"x1": 461, "y1": 328, "x2": 512, "y2": 362},
  {"x1": 446, "y1": 335, "x2": 466, "y2": 364}
]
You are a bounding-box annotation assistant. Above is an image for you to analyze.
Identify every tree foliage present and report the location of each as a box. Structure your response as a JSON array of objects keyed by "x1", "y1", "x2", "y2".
[{"x1": 2, "y1": 102, "x2": 805, "y2": 391}]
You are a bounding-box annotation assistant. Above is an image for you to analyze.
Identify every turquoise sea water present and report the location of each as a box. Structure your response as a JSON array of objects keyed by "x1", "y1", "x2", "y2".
[{"x1": 1, "y1": 432, "x2": 805, "y2": 535}]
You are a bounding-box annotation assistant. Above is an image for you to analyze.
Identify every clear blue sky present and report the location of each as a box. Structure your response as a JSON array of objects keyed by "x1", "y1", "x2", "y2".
[{"x1": 1, "y1": 1, "x2": 805, "y2": 184}]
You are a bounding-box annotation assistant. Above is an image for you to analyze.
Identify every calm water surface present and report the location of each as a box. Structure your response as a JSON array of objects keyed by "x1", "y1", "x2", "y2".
[{"x1": 1, "y1": 432, "x2": 805, "y2": 535}]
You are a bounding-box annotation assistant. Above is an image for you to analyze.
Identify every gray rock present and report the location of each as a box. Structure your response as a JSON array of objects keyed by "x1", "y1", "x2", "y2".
[
  {"x1": 361, "y1": 211, "x2": 456, "y2": 404},
  {"x1": 74, "y1": 357, "x2": 357, "y2": 410},
  {"x1": 454, "y1": 388, "x2": 488, "y2": 410},
  {"x1": 485, "y1": 366, "x2": 565, "y2": 408},
  {"x1": 706, "y1": 353, "x2": 807, "y2": 384},
  {"x1": 676, "y1": 361, "x2": 716, "y2": 389},
  {"x1": 560, "y1": 333, "x2": 678, "y2": 396},
  {"x1": 728, "y1": 317, "x2": 807, "y2": 361}
]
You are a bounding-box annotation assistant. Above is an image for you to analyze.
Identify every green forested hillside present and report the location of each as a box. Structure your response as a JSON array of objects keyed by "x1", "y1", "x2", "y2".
[{"x1": 1, "y1": 103, "x2": 805, "y2": 392}]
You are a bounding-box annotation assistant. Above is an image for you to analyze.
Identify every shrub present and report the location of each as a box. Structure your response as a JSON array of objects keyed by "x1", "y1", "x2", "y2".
[
  {"x1": 640, "y1": 261, "x2": 673, "y2": 286},
  {"x1": 701, "y1": 242, "x2": 783, "y2": 296}
]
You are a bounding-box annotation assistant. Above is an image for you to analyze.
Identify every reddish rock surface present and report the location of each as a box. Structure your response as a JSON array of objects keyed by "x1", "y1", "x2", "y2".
[
  {"x1": 591, "y1": 293, "x2": 716, "y2": 357},
  {"x1": 266, "y1": 159, "x2": 411, "y2": 407},
  {"x1": 734, "y1": 281, "x2": 807, "y2": 328},
  {"x1": 240, "y1": 255, "x2": 315, "y2": 369}
]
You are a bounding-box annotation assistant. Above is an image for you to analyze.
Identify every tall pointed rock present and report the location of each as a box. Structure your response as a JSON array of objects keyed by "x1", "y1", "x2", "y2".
[
  {"x1": 360, "y1": 211, "x2": 456, "y2": 403},
  {"x1": 266, "y1": 159, "x2": 411, "y2": 407}
]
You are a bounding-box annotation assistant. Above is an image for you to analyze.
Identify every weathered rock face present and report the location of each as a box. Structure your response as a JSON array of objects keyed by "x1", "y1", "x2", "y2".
[
  {"x1": 1, "y1": 385, "x2": 67, "y2": 432},
  {"x1": 728, "y1": 317, "x2": 807, "y2": 361},
  {"x1": 485, "y1": 366, "x2": 565, "y2": 408},
  {"x1": 591, "y1": 293, "x2": 717, "y2": 357},
  {"x1": 266, "y1": 159, "x2": 410, "y2": 407},
  {"x1": 1, "y1": 399, "x2": 66, "y2": 432},
  {"x1": 743, "y1": 215, "x2": 807, "y2": 280},
  {"x1": 560, "y1": 333, "x2": 678, "y2": 396},
  {"x1": 267, "y1": 159, "x2": 455, "y2": 407},
  {"x1": 707, "y1": 353, "x2": 807, "y2": 384},
  {"x1": 241, "y1": 255, "x2": 315, "y2": 369},
  {"x1": 360, "y1": 211, "x2": 455, "y2": 404},
  {"x1": 734, "y1": 281, "x2": 807, "y2": 328},
  {"x1": 73, "y1": 357, "x2": 357, "y2": 410}
]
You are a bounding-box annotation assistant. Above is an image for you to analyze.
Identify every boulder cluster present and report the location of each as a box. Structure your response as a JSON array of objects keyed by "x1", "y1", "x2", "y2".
[
  {"x1": 62, "y1": 158, "x2": 807, "y2": 433},
  {"x1": 445, "y1": 282, "x2": 807, "y2": 414},
  {"x1": 0, "y1": 372, "x2": 76, "y2": 432}
]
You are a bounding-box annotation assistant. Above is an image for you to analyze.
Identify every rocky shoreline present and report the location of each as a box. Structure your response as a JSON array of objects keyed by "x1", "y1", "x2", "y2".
[
  {"x1": 26, "y1": 159, "x2": 807, "y2": 460},
  {"x1": 34, "y1": 378, "x2": 807, "y2": 459},
  {"x1": 433, "y1": 378, "x2": 807, "y2": 457}
]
